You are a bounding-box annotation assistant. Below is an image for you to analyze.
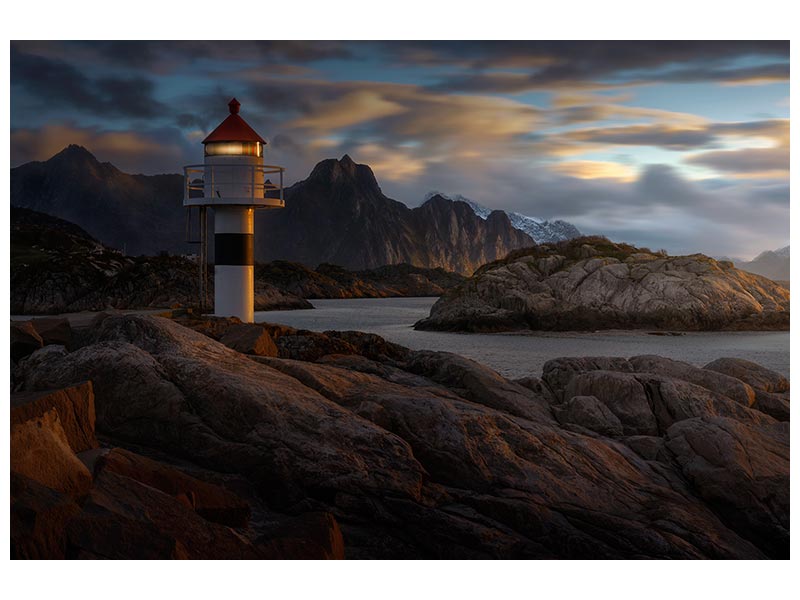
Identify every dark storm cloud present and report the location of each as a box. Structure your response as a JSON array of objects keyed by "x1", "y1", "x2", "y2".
[
  {"x1": 413, "y1": 41, "x2": 789, "y2": 91},
  {"x1": 14, "y1": 40, "x2": 352, "y2": 71},
  {"x1": 565, "y1": 125, "x2": 715, "y2": 149},
  {"x1": 685, "y1": 146, "x2": 789, "y2": 174},
  {"x1": 11, "y1": 47, "x2": 166, "y2": 118}
]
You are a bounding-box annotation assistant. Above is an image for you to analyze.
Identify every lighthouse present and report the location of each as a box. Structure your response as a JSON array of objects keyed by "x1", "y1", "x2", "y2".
[{"x1": 183, "y1": 98, "x2": 284, "y2": 322}]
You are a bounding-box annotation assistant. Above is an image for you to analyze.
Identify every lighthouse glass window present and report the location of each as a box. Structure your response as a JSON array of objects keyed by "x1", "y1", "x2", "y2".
[{"x1": 205, "y1": 141, "x2": 262, "y2": 157}]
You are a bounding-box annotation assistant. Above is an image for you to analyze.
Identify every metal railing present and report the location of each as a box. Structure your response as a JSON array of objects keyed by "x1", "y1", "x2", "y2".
[{"x1": 183, "y1": 163, "x2": 285, "y2": 204}]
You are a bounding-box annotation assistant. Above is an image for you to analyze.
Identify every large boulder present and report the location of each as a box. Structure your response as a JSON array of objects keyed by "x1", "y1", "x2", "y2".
[
  {"x1": 629, "y1": 355, "x2": 755, "y2": 407},
  {"x1": 11, "y1": 320, "x2": 43, "y2": 361},
  {"x1": 11, "y1": 472, "x2": 81, "y2": 559},
  {"x1": 541, "y1": 356, "x2": 633, "y2": 402},
  {"x1": 553, "y1": 395, "x2": 624, "y2": 437},
  {"x1": 565, "y1": 370, "x2": 771, "y2": 436},
  {"x1": 31, "y1": 317, "x2": 72, "y2": 348},
  {"x1": 10, "y1": 408, "x2": 93, "y2": 497},
  {"x1": 11, "y1": 382, "x2": 98, "y2": 452},
  {"x1": 258, "y1": 512, "x2": 345, "y2": 559},
  {"x1": 219, "y1": 323, "x2": 278, "y2": 357},
  {"x1": 403, "y1": 350, "x2": 554, "y2": 423},
  {"x1": 95, "y1": 447, "x2": 251, "y2": 527},
  {"x1": 704, "y1": 357, "x2": 789, "y2": 393},
  {"x1": 66, "y1": 470, "x2": 262, "y2": 559},
  {"x1": 751, "y1": 389, "x2": 790, "y2": 421},
  {"x1": 664, "y1": 417, "x2": 789, "y2": 558}
]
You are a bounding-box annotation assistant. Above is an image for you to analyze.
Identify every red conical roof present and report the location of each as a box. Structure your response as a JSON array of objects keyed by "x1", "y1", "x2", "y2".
[{"x1": 202, "y1": 98, "x2": 266, "y2": 144}]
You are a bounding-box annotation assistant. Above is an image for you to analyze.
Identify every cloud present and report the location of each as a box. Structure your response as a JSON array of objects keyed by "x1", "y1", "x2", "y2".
[
  {"x1": 11, "y1": 47, "x2": 165, "y2": 119},
  {"x1": 11, "y1": 41, "x2": 351, "y2": 73},
  {"x1": 551, "y1": 160, "x2": 637, "y2": 182},
  {"x1": 685, "y1": 146, "x2": 789, "y2": 178},
  {"x1": 414, "y1": 41, "x2": 789, "y2": 91},
  {"x1": 288, "y1": 91, "x2": 408, "y2": 131}
]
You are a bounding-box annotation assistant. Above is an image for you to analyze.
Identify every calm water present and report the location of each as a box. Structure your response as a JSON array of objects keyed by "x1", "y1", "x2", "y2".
[{"x1": 257, "y1": 297, "x2": 790, "y2": 379}]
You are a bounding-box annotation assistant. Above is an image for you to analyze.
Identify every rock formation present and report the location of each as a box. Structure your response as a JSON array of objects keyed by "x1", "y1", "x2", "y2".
[
  {"x1": 11, "y1": 314, "x2": 789, "y2": 559},
  {"x1": 416, "y1": 237, "x2": 790, "y2": 332}
]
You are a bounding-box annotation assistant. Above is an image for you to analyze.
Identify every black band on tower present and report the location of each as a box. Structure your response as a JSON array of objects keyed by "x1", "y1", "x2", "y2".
[{"x1": 214, "y1": 233, "x2": 254, "y2": 266}]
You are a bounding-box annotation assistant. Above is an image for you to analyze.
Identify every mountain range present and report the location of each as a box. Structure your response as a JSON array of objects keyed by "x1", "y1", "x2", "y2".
[
  {"x1": 10, "y1": 147, "x2": 558, "y2": 275},
  {"x1": 733, "y1": 246, "x2": 790, "y2": 282},
  {"x1": 425, "y1": 191, "x2": 582, "y2": 243}
]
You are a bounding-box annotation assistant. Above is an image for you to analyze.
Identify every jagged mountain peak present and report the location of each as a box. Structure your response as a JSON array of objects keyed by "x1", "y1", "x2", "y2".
[
  {"x1": 46, "y1": 144, "x2": 103, "y2": 168},
  {"x1": 307, "y1": 155, "x2": 381, "y2": 194},
  {"x1": 426, "y1": 191, "x2": 582, "y2": 244}
]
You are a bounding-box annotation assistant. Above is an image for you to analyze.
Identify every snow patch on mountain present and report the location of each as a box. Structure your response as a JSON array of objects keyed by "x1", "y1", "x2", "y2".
[{"x1": 426, "y1": 191, "x2": 582, "y2": 244}]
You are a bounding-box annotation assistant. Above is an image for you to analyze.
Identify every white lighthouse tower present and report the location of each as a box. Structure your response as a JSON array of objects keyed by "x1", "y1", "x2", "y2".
[{"x1": 183, "y1": 98, "x2": 284, "y2": 322}]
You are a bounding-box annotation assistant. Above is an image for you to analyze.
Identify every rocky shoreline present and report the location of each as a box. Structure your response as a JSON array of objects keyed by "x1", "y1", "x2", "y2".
[
  {"x1": 11, "y1": 207, "x2": 464, "y2": 315},
  {"x1": 416, "y1": 237, "x2": 790, "y2": 333},
  {"x1": 11, "y1": 313, "x2": 789, "y2": 559}
]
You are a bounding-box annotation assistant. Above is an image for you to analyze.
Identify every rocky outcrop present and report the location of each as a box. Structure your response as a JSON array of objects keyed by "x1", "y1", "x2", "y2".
[
  {"x1": 665, "y1": 417, "x2": 789, "y2": 558},
  {"x1": 415, "y1": 237, "x2": 790, "y2": 332},
  {"x1": 11, "y1": 320, "x2": 43, "y2": 360},
  {"x1": 9, "y1": 372, "x2": 347, "y2": 559},
  {"x1": 12, "y1": 314, "x2": 790, "y2": 558},
  {"x1": 257, "y1": 261, "x2": 466, "y2": 299},
  {"x1": 10, "y1": 208, "x2": 312, "y2": 314},
  {"x1": 11, "y1": 382, "x2": 98, "y2": 452},
  {"x1": 219, "y1": 323, "x2": 279, "y2": 357}
]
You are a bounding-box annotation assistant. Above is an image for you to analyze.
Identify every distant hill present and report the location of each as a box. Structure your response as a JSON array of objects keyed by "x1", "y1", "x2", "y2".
[
  {"x1": 734, "y1": 246, "x2": 790, "y2": 281},
  {"x1": 11, "y1": 147, "x2": 536, "y2": 274},
  {"x1": 10, "y1": 145, "x2": 185, "y2": 256},
  {"x1": 426, "y1": 191, "x2": 582, "y2": 243},
  {"x1": 10, "y1": 207, "x2": 465, "y2": 314}
]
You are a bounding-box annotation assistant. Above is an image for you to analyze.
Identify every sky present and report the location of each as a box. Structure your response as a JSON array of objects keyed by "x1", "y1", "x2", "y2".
[{"x1": 10, "y1": 40, "x2": 790, "y2": 259}]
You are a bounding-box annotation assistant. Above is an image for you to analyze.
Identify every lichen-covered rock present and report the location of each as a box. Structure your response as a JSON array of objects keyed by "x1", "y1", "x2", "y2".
[{"x1": 415, "y1": 238, "x2": 789, "y2": 332}]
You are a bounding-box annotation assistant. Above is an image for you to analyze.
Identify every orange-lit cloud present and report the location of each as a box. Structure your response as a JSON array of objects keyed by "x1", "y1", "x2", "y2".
[
  {"x1": 351, "y1": 143, "x2": 427, "y2": 181},
  {"x1": 288, "y1": 90, "x2": 407, "y2": 131},
  {"x1": 551, "y1": 160, "x2": 637, "y2": 182}
]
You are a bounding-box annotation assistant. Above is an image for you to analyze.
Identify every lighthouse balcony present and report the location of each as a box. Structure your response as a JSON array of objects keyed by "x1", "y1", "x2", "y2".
[{"x1": 183, "y1": 164, "x2": 285, "y2": 208}]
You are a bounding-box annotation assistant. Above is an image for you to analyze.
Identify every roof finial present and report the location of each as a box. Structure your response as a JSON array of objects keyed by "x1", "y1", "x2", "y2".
[{"x1": 228, "y1": 98, "x2": 241, "y2": 114}]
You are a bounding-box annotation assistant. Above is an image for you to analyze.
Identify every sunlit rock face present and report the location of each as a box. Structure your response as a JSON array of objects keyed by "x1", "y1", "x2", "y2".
[
  {"x1": 13, "y1": 314, "x2": 789, "y2": 558},
  {"x1": 416, "y1": 237, "x2": 790, "y2": 332}
]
